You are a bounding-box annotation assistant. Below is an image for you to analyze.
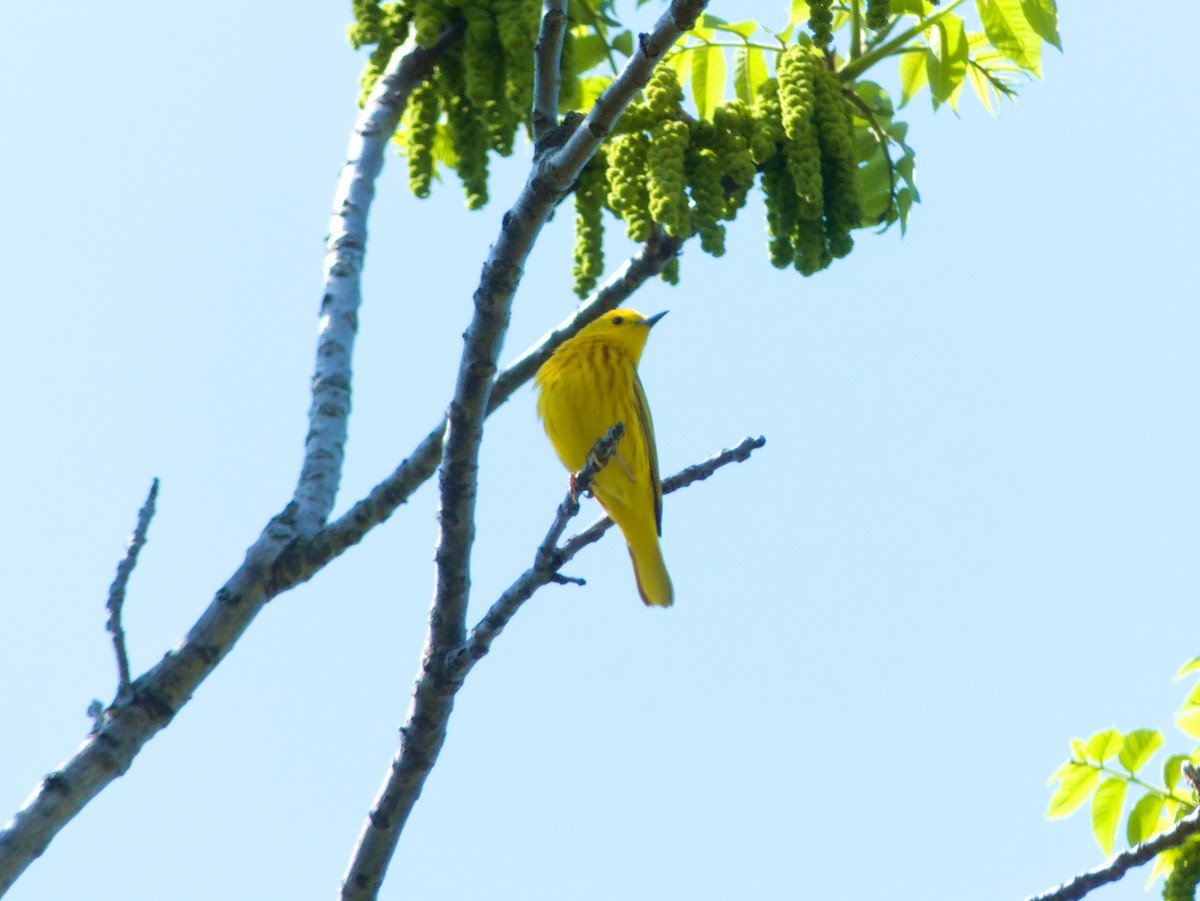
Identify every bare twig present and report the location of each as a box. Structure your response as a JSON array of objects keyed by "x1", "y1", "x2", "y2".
[
  {"x1": 460, "y1": 433, "x2": 766, "y2": 668},
  {"x1": 104, "y1": 479, "x2": 159, "y2": 702},
  {"x1": 1027, "y1": 803, "x2": 1200, "y2": 901},
  {"x1": 0, "y1": 36, "x2": 456, "y2": 895},
  {"x1": 532, "y1": 0, "x2": 569, "y2": 143},
  {"x1": 559, "y1": 435, "x2": 767, "y2": 562}
]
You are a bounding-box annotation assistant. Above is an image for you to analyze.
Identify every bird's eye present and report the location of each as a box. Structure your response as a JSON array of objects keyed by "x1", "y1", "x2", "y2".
[{"x1": 611, "y1": 316, "x2": 624, "y2": 326}]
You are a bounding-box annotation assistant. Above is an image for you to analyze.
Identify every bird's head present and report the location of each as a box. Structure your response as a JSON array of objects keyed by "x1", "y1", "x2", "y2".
[{"x1": 576, "y1": 309, "x2": 667, "y2": 362}]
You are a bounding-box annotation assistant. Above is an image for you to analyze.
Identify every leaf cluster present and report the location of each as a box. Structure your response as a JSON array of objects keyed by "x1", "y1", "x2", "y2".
[
  {"x1": 1046, "y1": 657, "x2": 1200, "y2": 893},
  {"x1": 346, "y1": 0, "x2": 1058, "y2": 283}
]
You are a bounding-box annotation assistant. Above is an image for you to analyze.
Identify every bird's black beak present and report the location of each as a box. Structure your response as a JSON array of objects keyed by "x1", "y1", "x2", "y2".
[{"x1": 644, "y1": 311, "x2": 668, "y2": 328}]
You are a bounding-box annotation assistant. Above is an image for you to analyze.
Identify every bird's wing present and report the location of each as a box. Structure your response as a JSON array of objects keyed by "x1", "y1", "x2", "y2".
[{"x1": 632, "y1": 372, "x2": 662, "y2": 536}]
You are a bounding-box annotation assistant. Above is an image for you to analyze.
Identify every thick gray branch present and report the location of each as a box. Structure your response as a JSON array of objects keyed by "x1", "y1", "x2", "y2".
[
  {"x1": 294, "y1": 28, "x2": 460, "y2": 533},
  {"x1": 0, "y1": 37, "x2": 453, "y2": 896},
  {"x1": 1026, "y1": 802, "x2": 1200, "y2": 901},
  {"x1": 343, "y1": 7, "x2": 710, "y2": 888},
  {"x1": 531, "y1": 0, "x2": 568, "y2": 142}
]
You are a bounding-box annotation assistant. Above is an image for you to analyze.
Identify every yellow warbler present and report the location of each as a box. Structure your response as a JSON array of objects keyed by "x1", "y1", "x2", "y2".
[{"x1": 535, "y1": 309, "x2": 673, "y2": 607}]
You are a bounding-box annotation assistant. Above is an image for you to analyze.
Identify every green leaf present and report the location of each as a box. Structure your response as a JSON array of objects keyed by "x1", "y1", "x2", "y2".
[
  {"x1": 1165, "y1": 754, "x2": 1191, "y2": 793},
  {"x1": 1021, "y1": 0, "x2": 1061, "y2": 50},
  {"x1": 612, "y1": 30, "x2": 633, "y2": 58},
  {"x1": 667, "y1": 51, "x2": 691, "y2": 91},
  {"x1": 703, "y1": 15, "x2": 759, "y2": 40},
  {"x1": 577, "y1": 76, "x2": 610, "y2": 113},
  {"x1": 1177, "y1": 657, "x2": 1200, "y2": 679},
  {"x1": 1086, "y1": 728, "x2": 1124, "y2": 764},
  {"x1": 1070, "y1": 737, "x2": 1088, "y2": 761},
  {"x1": 926, "y1": 15, "x2": 969, "y2": 109},
  {"x1": 1183, "y1": 681, "x2": 1200, "y2": 708},
  {"x1": 898, "y1": 48, "x2": 928, "y2": 108},
  {"x1": 573, "y1": 33, "x2": 612, "y2": 74},
  {"x1": 1119, "y1": 730, "x2": 1165, "y2": 774},
  {"x1": 896, "y1": 187, "x2": 914, "y2": 235},
  {"x1": 976, "y1": 0, "x2": 1042, "y2": 75},
  {"x1": 690, "y1": 44, "x2": 726, "y2": 120},
  {"x1": 1092, "y1": 777, "x2": 1128, "y2": 856},
  {"x1": 1127, "y1": 793, "x2": 1166, "y2": 846},
  {"x1": 1047, "y1": 762, "x2": 1102, "y2": 819},
  {"x1": 893, "y1": 0, "x2": 936, "y2": 13},
  {"x1": 733, "y1": 46, "x2": 768, "y2": 105},
  {"x1": 1177, "y1": 708, "x2": 1200, "y2": 741},
  {"x1": 966, "y1": 62, "x2": 996, "y2": 115}
]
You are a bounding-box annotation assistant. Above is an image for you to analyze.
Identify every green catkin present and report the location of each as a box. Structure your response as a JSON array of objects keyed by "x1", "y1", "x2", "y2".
[
  {"x1": 351, "y1": 2, "x2": 413, "y2": 105},
  {"x1": 403, "y1": 81, "x2": 440, "y2": 198},
  {"x1": 1165, "y1": 839, "x2": 1200, "y2": 901},
  {"x1": 807, "y1": 0, "x2": 834, "y2": 49},
  {"x1": 462, "y1": 3, "x2": 498, "y2": 108},
  {"x1": 711, "y1": 101, "x2": 757, "y2": 218},
  {"x1": 865, "y1": 0, "x2": 891, "y2": 32},
  {"x1": 647, "y1": 119, "x2": 691, "y2": 237},
  {"x1": 812, "y1": 66, "x2": 862, "y2": 259},
  {"x1": 572, "y1": 153, "x2": 607, "y2": 297},
  {"x1": 685, "y1": 142, "x2": 727, "y2": 256},
  {"x1": 760, "y1": 154, "x2": 798, "y2": 269},
  {"x1": 413, "y1": 0, "x2": 450, "y2": 47},
  {"x1": 606, "y1": 133, "x2": 654, "y2": 242},
  {"x1": 777, "y1": 46, "x2": 824, "y2": 220},
  {"x1": 645, "y1": 65, "x2": 684, "y2": 119},
  {"x1": 494, "y1": 0, "x2": 538, "y2": 134},
  {"x1": 660, "y1": 255, "x2": 680, "y2": 285},
  {"x1": 439, "y1": 51, "x2": 489, "y2": 208},
  {"x1": 750, "y1": 79, "x2": 785, "y2": 166}
]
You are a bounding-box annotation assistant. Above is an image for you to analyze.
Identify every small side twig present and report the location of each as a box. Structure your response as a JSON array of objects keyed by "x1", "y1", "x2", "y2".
[
  {"x1": 1027, "y1": 787, "x2": 1200, "y2": 901},
  {"x1": 459, "y1": 433, "x2": 767, "y2": 669},
  {"x1": 532, "y1": 0, "x2": 569, "y2": 143},
  {"x1": 560, "y1": 435, "x2": 767, "y2": 560},
  {"x1": 105, "y1": 478, "x2": 159, "y2": 702}
]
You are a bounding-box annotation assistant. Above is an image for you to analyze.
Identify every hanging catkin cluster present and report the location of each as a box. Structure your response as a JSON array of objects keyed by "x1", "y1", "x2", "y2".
[
  {"x1": 350, "y1": 0, "x2": 547, "y2": 209},
  {"x1": 571, "y1": 67, "x2": 759, "y2": 296},
  {"x1": 865, "y1": 0, "x2": 892, "y2": 32},
  {"x1": 754, "y1": 44, "x2": 862, "y2": 275}
]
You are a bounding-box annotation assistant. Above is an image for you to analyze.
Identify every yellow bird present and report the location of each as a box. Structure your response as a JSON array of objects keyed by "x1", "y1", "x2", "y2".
[{"x1": 535, "y1": 309, "x2": 673, "y2": 607}]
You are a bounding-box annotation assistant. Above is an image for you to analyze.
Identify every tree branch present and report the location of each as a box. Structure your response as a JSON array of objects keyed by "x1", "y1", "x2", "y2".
[
  {"x1": 531, "y1": 0, "x2": 569, "y2": 143},
  {"x1": 459, "y1": 433, "x2": 767, "y2": 669},
  {"x1": 558, "y1": 435, "x2": 767, "y2": 564},
  {"x1": 340, "y1": 430, "x2": 762, "y2": 900},
  {"x1": 1027, "y1": 803, "x2": 1200, "y2": 901},
  {"x1": 293, "y1": 26, "x2": 461, "y2": 534},
  {"x1": 0, "y1": 36, "x2": 455, "y2": 895},
  {"x1": 104, "y1": 478, "x2": 159, "y2": 703},
  {"x1": 345, "y1": 12, "x2": 710, "y2": 882}
]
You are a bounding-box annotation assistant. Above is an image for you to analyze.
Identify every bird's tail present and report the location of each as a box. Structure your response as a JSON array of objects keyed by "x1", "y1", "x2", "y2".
[{"x1": 627, "y1": 535, "x2": 673, "y2": 608}]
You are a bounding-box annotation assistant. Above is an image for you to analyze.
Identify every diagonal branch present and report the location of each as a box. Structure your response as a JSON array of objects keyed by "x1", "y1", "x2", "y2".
[
  {"x1": 340, "y1": 432, "x2": 763, "y2": 900},
  {"x1": 1026, "y1": 803, "x2": 1200, "y2": 901},
  {"x1": 531, "y1": 0, "x2": 569, "y2": 143},
  {"x1": 294, "y1": 25, "x2": 462, "y2": 534},
  {"x1": 345, "y1": 9, "x2": 711, "y2": 894},
  {"x1": 105, "y1": 478, "x2": 160, "y2": 703},
  {"x1": 0, "y1": 36, "x2": 455, "y2": 896}
]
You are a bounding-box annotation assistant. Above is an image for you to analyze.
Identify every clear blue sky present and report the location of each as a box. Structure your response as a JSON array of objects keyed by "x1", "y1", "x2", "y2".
[{"x1": 2, "y1": 2, "x2": 1197, "y2": 899}]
